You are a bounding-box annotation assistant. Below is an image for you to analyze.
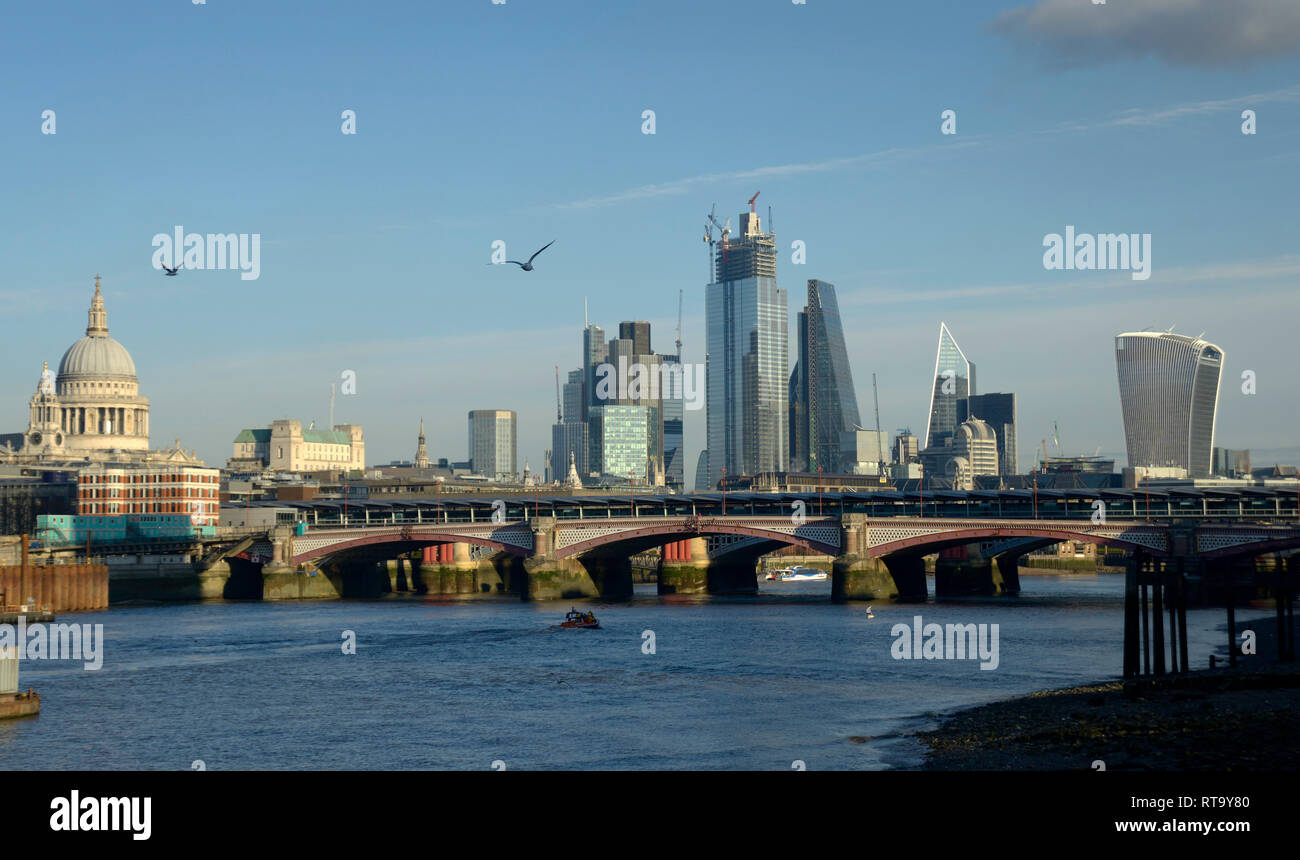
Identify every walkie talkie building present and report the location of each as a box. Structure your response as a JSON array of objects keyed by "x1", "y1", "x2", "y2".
[{"x1": 1114, "y1": 331, "x2": 1224, "y2": 477}]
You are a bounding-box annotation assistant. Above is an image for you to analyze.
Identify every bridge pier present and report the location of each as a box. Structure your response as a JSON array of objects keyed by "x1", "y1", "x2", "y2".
[
  {"x1": 934, "y1": 545, "x2": 995, "y2": 598},
  {"x1": 524, "y1": 556, "x2": 600, "y2": 601},
  {"x1": 706, "y1": 557, "x2": 758, "y2": 595},
  {"x1": 882, "y1": 554, "x2": 929, "y2": 602},
  {"x1": 263, "y1": 565, "x2": 343, "y2": 600},
  {"x1": 658, "y1": 537, "x2": 710, "y2": 595},
  {"x1": 834, "y1": 515, "x2": 918, "y2": 602},
  {"x1": 991, "y1": 554, "x2": 1022, "y2": 595},
  {"x1": 411, "y1": 543, "x2": 511, "y2": 596}
]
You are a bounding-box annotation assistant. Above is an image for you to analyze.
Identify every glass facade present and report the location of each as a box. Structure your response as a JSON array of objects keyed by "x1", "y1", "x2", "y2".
[
  {"x1": 705, "y1": 210, "x2": 787, "y2": 488},
  {"x1": 661, "y1": 352, "x2": 684, "y2": 489},
  {"x1": 1115, "y1": 332, "x2": 1223, "y2": 476},
  {"x1": 790, "y1": 280, "x2": 861, "y2": 473},
  {"x1": 592, "y1": 405, "x2": 653, "y2": 480},
  {"x1": 467, "y1": 410, "x2": 516, "y2": 481},
  {"x1": 924, "y1": 322, "x2": 975, "y2": 450},
  {"x1": 550, "y1": 421, "x2": 588, "y2": 482}
]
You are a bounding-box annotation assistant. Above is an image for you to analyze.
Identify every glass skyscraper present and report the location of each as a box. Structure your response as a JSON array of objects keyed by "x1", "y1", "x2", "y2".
[
  {"x1": 467, "y1": 409, "x2": 516, "y2": 481},
  {"x1": 661, "y1": 351, "x2": 684, "y2": 489},
  {"x1": 924, "y1": 322, "x2": 975, "y2": 450},
  {"x1": 789, "y1": 279, "x2": 861, "y2": 473},
  {"x1": 1115, "y1": 331, "x2": 1224, "y2": 476},
  {"x1": 705, "y1": 208, "x2": 787, "y2": 487}
]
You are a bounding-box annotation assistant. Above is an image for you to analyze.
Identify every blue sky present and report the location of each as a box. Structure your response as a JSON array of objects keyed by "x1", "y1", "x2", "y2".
[{"x1": 2, "y1": 0, "x2": 1298, "y2": 481}]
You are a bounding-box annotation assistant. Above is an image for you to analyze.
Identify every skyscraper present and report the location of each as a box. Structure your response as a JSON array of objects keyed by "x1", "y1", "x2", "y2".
[
  {"x1": 705, "y1": 204, "x2": 787, "y2": 487},
  {"x1": 958, "y1": 392, "x2": 1017, "y2": 477},
  {"x1": 924, "y1": 322, "x2": 975, "y2": 450},
  {"x1": 468, "y1": 409, "x2": 516, "y2": 481},
  {"x1": 551, "y1": 368, "x2": 589, "y2": 483},
  {"x1": 789, "y1": 279, "x2": 861, "y2": 473},
  {"x1": 1115, "y1": 331, "x2": 1224, "y2": 476},
  {"x1": 661, "y1": 348, "x2": 685, "y2": 490}
]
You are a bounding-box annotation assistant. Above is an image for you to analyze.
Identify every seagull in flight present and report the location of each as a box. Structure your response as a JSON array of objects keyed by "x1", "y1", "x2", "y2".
[
  {"x1": 500, "y1": 240, "x2": 554, "y2": 271},
  {"x1": 162, "y1": 262, "x2": 181, "y2": 276}
]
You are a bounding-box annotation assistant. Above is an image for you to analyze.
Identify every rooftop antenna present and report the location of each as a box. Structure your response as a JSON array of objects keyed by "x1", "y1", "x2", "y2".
[
  {"x1": 768, "y1": 204, "x2": 773, "y2": 233},
  {"x1": 554, "y1": 365, "x2": 562, "y2": 422},
  {"x1": 584, "y1": 297, "x2": 588, "y2": 328},
  {"x1": 675, "y1": 289, "x2": 683, "y2": 357},
  {"x1": 872, "y1": 373, "x2": 887, "y2": 475}
]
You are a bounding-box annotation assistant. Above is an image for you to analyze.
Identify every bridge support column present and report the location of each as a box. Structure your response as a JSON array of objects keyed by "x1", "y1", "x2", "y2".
[
  {"x1": 832, "y1": 555, "x2": 894, "y2": 602},
  {"x1": 196, "y1": 560, "x2": 231, "y2": 600},
  {"x1": 882, "y1": 554, "x2": 929, "y2": 602},
  {"x1": 991, "y1": 553, "x2": 1021, "y2": 595},
  {"x1": 524, "y1": 556, "x2": 600, "y2": 601},
  {"x1": 658, "y1": 537, "x2": 709, "y2": 595},
  {"x1": 934, "y1": 545, "x2": 995, "y2": 598},
  {"x1": 706, "y1": 557, "x2": 758, "y2": 595},
  {"x1": 262, "y1": 526, "x2": 343, "y2": 599},
  {"x1": 834, "y1": 515, "x2": 902, "y2": 602}
]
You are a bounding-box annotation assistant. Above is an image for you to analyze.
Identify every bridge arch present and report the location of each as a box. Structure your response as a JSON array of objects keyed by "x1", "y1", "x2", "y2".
[
  {"x1": 866, "y1": 526, "x2": 1170, "y2": 559},
  {"x1": 290, "y1": 529, "x2": 528, "y2": 566},
  {"x1": 555, "y1": 521, "x2": 840, "y2": 559}
]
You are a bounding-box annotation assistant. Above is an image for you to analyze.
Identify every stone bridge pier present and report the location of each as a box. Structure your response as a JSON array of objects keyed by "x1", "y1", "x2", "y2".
[
  {"x1": 833, "y1": 514, "x2": 926, "y2": 603},
  {"x1": 522, "y1": 517, "x2": 633, "y2": 601},
  {"x1": 412, "y1": 542, "x2": 517, "y2": 596}
]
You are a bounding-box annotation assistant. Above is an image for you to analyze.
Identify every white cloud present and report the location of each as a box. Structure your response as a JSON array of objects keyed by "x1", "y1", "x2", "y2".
[{"x1": 995, "y1": 0, "x2": 1300, "y2": 67}]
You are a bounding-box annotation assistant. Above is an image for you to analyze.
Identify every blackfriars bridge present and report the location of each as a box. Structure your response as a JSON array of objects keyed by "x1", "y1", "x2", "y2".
[{"x1": 201, "y1": 489, "x2": 1300, "y2": 613}]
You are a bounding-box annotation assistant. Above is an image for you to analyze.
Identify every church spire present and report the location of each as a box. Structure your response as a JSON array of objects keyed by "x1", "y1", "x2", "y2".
[
  {"x1": 414, "y1": 418, "x2": 429, "y2": 469},
  {"x1": 87, "y1": 274, "x2": 108, "y2": 336}
]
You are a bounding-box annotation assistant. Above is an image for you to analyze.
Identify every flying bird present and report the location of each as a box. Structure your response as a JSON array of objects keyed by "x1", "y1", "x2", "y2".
[
  {"x1": 162, "y1": 263, "x2": 181, "y2": 276},
  {"x1": 501, "y1": 240, "x2": 554, "y2": 271}
]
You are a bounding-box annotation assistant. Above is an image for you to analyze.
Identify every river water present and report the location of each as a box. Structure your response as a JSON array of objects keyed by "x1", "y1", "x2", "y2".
[{"x1": 0, "y1": 574, "x2": 1273, "y2": 770}]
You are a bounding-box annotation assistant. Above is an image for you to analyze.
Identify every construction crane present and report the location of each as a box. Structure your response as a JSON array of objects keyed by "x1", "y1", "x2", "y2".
[
  {"x1": 554, "y1": 365, "x2": 562, "y2": 423},
  {"x1": 675, "y1": 289, "x2": 683, "y2": 357},
  {"x1": 705, "y1": 204, "x2": 731, "y2": 275},
  {"x1": 872, "y1": 373, "x2": 887, "y2": 479},
  {"x1": 748, "y1": 190, "x2": 760, "y2": 212}
]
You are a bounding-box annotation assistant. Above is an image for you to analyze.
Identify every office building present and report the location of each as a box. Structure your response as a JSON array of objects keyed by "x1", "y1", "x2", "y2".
[
  {"x1": 958, "y1": 392, "x2": 1017, "y2": 477},
  {"x1": 468, "y1": 410, "x2": 517, "y2": 481},
  {"x1": 789, "y1": 279, "x2": 862, "y2": 474},
  {"x1": 924, "y1": 322, "x2": 975, "y2": 450},
  {"x1": 1115, "y1": 331, "x2": 1223, "y2": 476},
  {"x1": 705, "y1": 203, "x2": 787, "y2": 487}
]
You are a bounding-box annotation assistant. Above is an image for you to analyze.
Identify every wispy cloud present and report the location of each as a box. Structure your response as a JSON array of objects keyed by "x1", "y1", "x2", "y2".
[
  {"x1": 555, "y1": 141, "x2": 983, "y2": 210},
  {"x1": 994, "y1": 0, "x2": 1300, "y2": 68},
  {"x1": 1047, "y1": 84, "x2": 1300, "y2": 133},
  {"x1": 839, "y1": 253, "x2": 1300, "y2": 307}
]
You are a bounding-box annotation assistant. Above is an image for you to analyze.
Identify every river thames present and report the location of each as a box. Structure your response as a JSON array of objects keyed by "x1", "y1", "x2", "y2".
[{"x1": 0, "y1": 574, "x2": 1272, "y2": 770}]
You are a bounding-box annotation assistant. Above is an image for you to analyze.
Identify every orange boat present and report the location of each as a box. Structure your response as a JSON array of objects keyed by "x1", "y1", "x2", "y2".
[{"x1": 560, "y1": 608, "x2": 600, "y2": 629}]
